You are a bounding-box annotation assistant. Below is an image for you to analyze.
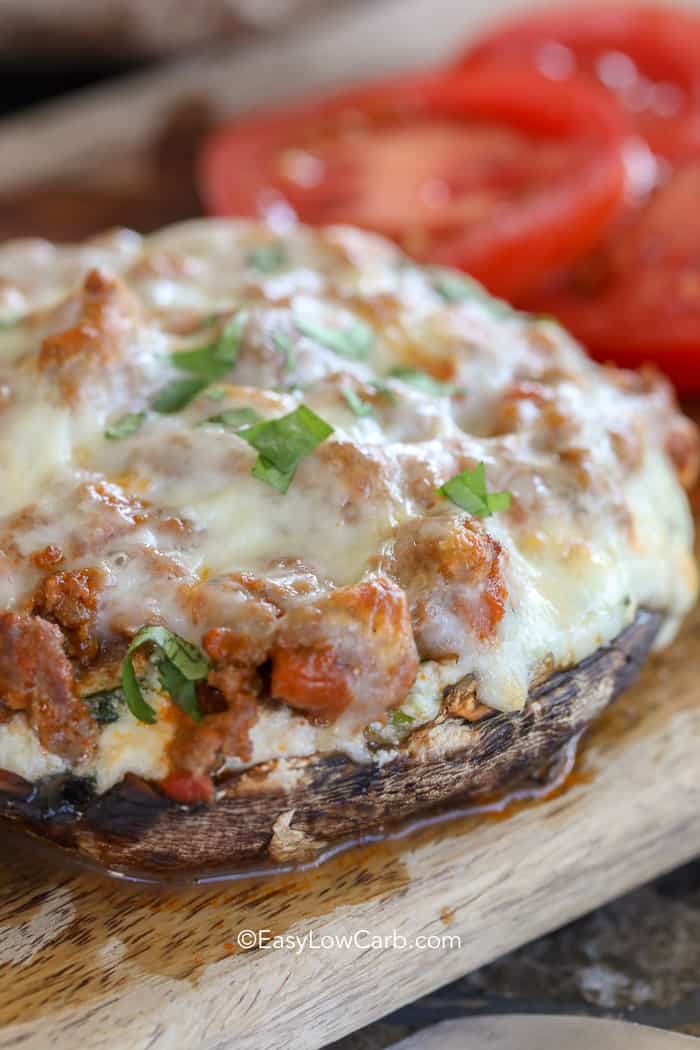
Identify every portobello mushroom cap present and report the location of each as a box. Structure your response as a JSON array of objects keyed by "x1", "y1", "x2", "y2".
[
  {"x1": 0, "y1": 219, "x2": 696, "y2": 877},
  {"x1": 0, "y1": 611, "x2": 659, "y2": 875}
]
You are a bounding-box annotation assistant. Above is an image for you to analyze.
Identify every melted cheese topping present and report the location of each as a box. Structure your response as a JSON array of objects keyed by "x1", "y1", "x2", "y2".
[{"x1": 0, "y1": 219, "x2": 696, "y2": 791}]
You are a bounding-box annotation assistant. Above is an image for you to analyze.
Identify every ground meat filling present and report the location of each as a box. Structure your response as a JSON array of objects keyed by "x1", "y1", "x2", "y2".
[
  {"x1": 192, "y1": 574, "x2": 283, "y2": 668},
  {"x1": 387, "y1": 516, "x2": 507, "y2": 661},
  {"x1": 0, "y1": 612, "x2": 96, "y2": 763},
  {"x1": 38, "y1": 269, "x2": 141, "y2": 402},
  {"x1": 32, "y1": 567, "x2": 104, "y2": 665},
  {"x1": 167, "y1": 574, "x2": 421, "y2": 786},
  {"x1": 167, "y1": 667, "x2": 260, "y2": 797},
  {"x1": 152, "y1": 578, "x2": 284, "y2": 792},
  {"x1": 270, "y1": 575, "x2": 419, "y2": 727}
]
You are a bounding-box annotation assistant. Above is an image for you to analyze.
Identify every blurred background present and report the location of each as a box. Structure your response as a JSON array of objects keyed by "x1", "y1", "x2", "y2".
[
  {"x1": 0, "y1": 0, "x2": 343, "y2": 238},
  {"x1": 0, "y1": 0, "x2": 326, "y2": 63},
  {"x1": 0, "y1": 0, "x2": 330, "y2": 124}
]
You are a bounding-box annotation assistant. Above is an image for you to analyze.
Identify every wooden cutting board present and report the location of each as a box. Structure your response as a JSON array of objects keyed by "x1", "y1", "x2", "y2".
[
  {"x1": 0, "y1": 1, "x2": 698, "y2": 1047},
  {"x1": 1, "y1": 584, "x2": 699, "y2": 1050}
]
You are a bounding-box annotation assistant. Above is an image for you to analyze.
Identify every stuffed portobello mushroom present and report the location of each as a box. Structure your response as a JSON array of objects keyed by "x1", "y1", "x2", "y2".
[{"x1": 0, "y1": 220, "x2": 696, "y2": 874}]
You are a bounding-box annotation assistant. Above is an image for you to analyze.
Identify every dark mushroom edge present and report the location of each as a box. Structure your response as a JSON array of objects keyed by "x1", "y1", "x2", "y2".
[{"x1": 0, "y1": 610, "x2": 660, "y2": 876}]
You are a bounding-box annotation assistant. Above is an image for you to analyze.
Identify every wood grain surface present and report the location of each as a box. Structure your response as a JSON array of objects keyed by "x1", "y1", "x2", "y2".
[
  {"x1": 0, "y1": 0, "x2": 325, "y2": 60},
  {"x1": 0, "y1": 555, "x2": 699, "y2": 1050},
  {"x1": 0, "y1": 1, "x2": 698, "y2": 1047}
]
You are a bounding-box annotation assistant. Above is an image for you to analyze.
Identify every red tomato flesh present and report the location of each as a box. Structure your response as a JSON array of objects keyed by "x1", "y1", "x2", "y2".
[
  {"x1": 469, "y1": 5, "x2": 700, "y2": 391},
  {"x1": 200, "y1": 66, "x2": 625, "y2": 299},
  {"x1": 460, "y1": 4, "x2": 700, "y2": 162},
  {"x1": 524, "y1": 161, "x2": 700, "y2": 390},
  {"x1": 160, "y1": 770, "x2": 214, "y2": 805}
]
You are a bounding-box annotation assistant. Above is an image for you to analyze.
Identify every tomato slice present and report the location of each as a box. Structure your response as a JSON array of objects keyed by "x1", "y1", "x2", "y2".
[
  {"x1": 199, "y1": 66, "x2": 625, "y2": 299},
  {"x1": 462, "y1": 6, "x2": 700, "y2": 391},
  {"x1": 160, "y1": 770, "x2": 214, "y2": 805},
  {"x1": 524, "y1": 161, "x2": 700, "y2": 390},
  {"x1": 459, "y1": 4, "x2": 700, "y2": 162}
]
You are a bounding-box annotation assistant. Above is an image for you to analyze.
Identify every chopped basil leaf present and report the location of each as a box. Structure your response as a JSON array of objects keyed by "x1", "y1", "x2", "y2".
[
  {"x1": 157, "y1": 659, "x2": 201, "y2": 722},
  {"x1": 85, "y1": 688, "x2": 124, "y2": 725},
  {"x1": 439, "y1": 461, "x2": 512, "y2": 518},
  {"x1": 171, "y1": 348, "x2": 218, "y2": 376},
  {"x1": 240, "y1": 404, "x2": 334, "y2": 493},
  {"x1": 250, "y1": 458, "x2": 295, "y2": 491},
  {"x1": 206, "y1": 386, "x2": 227, "y2": 401},
  {"x1": 431, "y1": 267, "x2": 512, "y2": 316},
  {"x1": 388, "y1": 367, "x2": 464, "y2": 397},
  {"x1": 201, "y1": 406, "x2": 262, "y2": 430},
  {"x1": 273, "y1": 331, "x2": 296, "y2": 372},
  {"x1": 141, "y1": 625, "x2": 209, "y2": 678},
  {"x1": 104, "y1": 411, "x2": 146, "y2": 441},
  {"x1": 211, "y1": 309, "x2": 248, "y2": 354},
  {"x1": 122, "y1": 656, "x2": 158, "y2": 724},
  {"x1": 483, "y1": 490, "x2": 512, "y2": 512},
  {"x1": 171, "y1": 310, "x2": 248, "y2": 380},
  {"x1": 151, "y1": 375, "x2": 209, "y2": 413},
  {"x1": 246, "y1": 243, "x2": 289, "y2": 273},
  {"x1": 196, "y1": 312, "x2": 219, "y2": 331},
  {"x1": 431, "y1": 269, "x2": 484, "y2": 302},
  {"x1": 390, "y1": 709, "x2": 414, "y2": 729},
  {"x1": 341, "y1": 387, "x2": 373, "y2": 417},
  {"x1": 121, "y1": 625, "x2": 209, "y2": 723},
  {"x1": 294, "y1": 312, "x2": 374, "y2": 359},
  {"x1": 370, "y1": 379, "x2": 396, "y2": 402}
]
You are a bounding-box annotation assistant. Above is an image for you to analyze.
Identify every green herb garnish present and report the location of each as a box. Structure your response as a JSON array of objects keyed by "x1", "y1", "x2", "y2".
[
  {"x1": 171, "y1": 310, "x2": 248, "y2": 380},
  {"x1": 389, "y1": 709, "x2": 414, "y2": 729},
  {"x1": 370, "y1": 379, "x2": 396, "y2": 402},
  {"x1": 431, "y1": 267, "x2": 512, "y2": 316},
  {"x1": 388, "y1": 367, "x2": 463, "y2": 397},
  {"x1": 246, "y1": 243, "x2": 289, "y2": 273},
  {"x1": 156, "y1": 657, "x2": 202, "y2": 722},
  {"x1": 151, "y1": 375, "x2": 209, "y2": 414},
  {"x1": 201, "y1": 406, "x2": 262, "y2": 430},
  {"x1": 0, "y1": 316, "x2": 21, "y2": 330},
  {"x1": 239, "y1": 404, "x2": 334, "y2": 493},
  {"x1": 341, "y1": 387, "x2": 373, "y2": 417},
  {"x1": 121, "y1": 625, "x2": 209, "y2": 724},
  {"x1": 294, "y1": 312, "x2": 374, "y2": 359},
  {"x1": 273, "y1": 331, "x2": 296, "y2": 372},
  {"x1": 195, "y1": 312, "x2": 219, "y2": 331},
  {"x1": 431, "y1": 269, "x2": 485, "y2": 303},
  {"x1": 104, "y1": 411, "x2": 146, "y2": 441},
  {"x1": 85, "y1": 688, "x2": 124, "y2": 725},
  {"x1": 439, "y1": 462, "x2": 512, "y2": 518}
]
